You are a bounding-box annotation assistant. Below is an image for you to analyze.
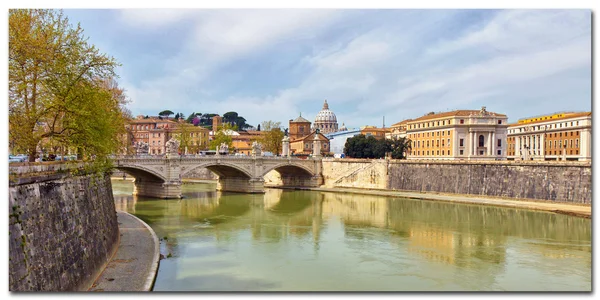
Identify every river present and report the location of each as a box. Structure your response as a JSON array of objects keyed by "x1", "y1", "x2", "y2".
[{"x1": 112, "y1": 180, "x2": 591, "y2": 291}]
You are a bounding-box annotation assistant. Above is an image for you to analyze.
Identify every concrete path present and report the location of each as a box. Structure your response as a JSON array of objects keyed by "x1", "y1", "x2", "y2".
[
  {"x1": 283, "y1": 187, "x2": 591, "y2": 218},
  {"x1": 88, "y1": 211, "x2": 160, "y2": 292}
]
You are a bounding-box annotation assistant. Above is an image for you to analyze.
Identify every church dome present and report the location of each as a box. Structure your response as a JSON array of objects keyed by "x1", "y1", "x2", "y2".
[{"x1": 315, "y1": 100, "x2": 338, "y2": 123}]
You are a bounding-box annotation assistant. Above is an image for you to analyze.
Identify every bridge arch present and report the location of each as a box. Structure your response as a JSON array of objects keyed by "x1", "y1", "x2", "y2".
[
  {"x1": 115, "y1": 164, "x2": 167, "y2": 183},
  {"x1": 180, "y1": 162, "x2": 254, "y2": 179},
  {"x1": 261, "y1": 162, "x2": 316, "y2": 178}
]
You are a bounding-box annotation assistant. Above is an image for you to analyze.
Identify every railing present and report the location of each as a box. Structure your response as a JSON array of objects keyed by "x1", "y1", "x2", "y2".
[{"x1": 111, "y1": 154, "x2": 311, "y2": 160}]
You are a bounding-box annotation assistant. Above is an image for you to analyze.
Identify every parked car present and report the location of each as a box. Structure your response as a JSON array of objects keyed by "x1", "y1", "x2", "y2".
[{"x1": 9, "y1": 155, "x2": 27, "y2": 162}]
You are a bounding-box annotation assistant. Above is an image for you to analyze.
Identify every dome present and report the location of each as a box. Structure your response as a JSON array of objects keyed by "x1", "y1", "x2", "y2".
[{"x1": 314, "y1": 100, "x2": 338, "y2": 123}]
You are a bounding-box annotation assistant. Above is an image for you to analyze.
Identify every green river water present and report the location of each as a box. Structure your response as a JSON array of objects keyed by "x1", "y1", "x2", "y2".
[{"x1": 111, "y1": 180, "x2": 591, "y2": 292}]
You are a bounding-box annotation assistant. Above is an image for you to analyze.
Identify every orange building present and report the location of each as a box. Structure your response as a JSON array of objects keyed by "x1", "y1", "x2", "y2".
[
  {"x1": 231, "y1": 130, "x2": 266, "y2": 155},
  {"x1": 288, "y1": 114, "x2": 312, "y2": 140},
  {"x1": 405, "y1": 107, "x2": 508, "y2": 161},
  {"x1": 360, "y1": 126, "x2": 390, "y2": 140},
  {"x1": 506, "y1": 112, "x2": 591, "y2": 161},
  {"x1": 290, "y1": 131, "x2": 330, "y2": 156}
]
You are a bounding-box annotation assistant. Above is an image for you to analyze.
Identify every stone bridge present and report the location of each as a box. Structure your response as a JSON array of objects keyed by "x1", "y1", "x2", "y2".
[{"x1": 112, "y1": 154, "x2": 323, "y2": 198}]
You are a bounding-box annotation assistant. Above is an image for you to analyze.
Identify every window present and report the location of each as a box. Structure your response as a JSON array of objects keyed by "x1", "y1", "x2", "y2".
[
  {"x1": 442, "y1": 139, "x2": 445, "y2": 147},
  {"x1": 427, "y1": 151, "x2": 430, "y2": 155},
  {"x1": 576, "y1": 139, "x2": 579, "y2": 147},
  {"x1": 497, "y1": 150, "x2": 501, "y2": 155},
  {"x1": 442, "y1": 131, "x2": 445, "y2": 136},
  {"x1": 460, "y1": 139, "x2": 464, "y2": 147},
  {"x1": 570, "y1": 140, "x2": 573, "y2": 148},
  {"x1": 576, "y1": 131, "x2": 579, "y2": 136},
  {"x1": 560, "y1": 132, "x2": 562, "y2": 137},
  {"x1": 460, "y1": 119, "x2": 464, "y2": 124},
  {"x1": 498, "y1": 120, "x2": 502, "y2": 124},
  {"x1": 448, "y1": 138, "x2": 450, "y2": 145},
  {"x1": 436, "y1": 140, "x2": 439, "y2": 147},
  {"x1": 478, "y1": 135, "x2": 485, "y2": 147},
  {"x1": 437, "y1": 150, "x2": 440, "y2": 155},
  {"x1": 460, "y1": 150, "x2": 464, "y2": 155},
  {"x1": 437, "y1": 131, "x2": 440, "y2": 137},
  {"x1": 497, "y1": 139, "x2": 501, "y2": 147},
  {"x1": 427, "y1": 141, "x2": 430, "y2": 147}
]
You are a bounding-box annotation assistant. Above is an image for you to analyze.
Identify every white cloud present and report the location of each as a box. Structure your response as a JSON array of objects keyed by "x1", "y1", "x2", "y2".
[{"x1": 111, "y1": 9, "x2": 590, "y2": 128}]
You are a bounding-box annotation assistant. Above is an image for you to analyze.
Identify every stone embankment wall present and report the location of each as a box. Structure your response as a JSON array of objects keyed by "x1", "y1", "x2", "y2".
[
  {"x1": 9, "y1": 163, "x2": 119, "y2": 291},
  {"x1": 321, "y1": 159, "x2": 591, "y2": 204}
]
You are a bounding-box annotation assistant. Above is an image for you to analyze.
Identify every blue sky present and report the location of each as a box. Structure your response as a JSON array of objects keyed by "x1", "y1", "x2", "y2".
[{"x1": 64, "y1": 9, "x2": 591, "y2": 129}]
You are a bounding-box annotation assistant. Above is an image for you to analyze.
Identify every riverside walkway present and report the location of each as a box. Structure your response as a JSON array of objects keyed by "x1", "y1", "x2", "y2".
[{"x1": 89, "y1": 211, "x2": 160, "y2": 292}]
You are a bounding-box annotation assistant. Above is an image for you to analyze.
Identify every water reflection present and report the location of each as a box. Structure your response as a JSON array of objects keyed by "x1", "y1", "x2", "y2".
[{"x1": 111, "y1": 180, "x2": 591, "y2": 291}]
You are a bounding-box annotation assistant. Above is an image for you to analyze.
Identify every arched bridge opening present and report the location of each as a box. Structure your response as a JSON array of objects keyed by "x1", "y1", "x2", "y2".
[
  {"x1": 182, "y1": 163, "x2": 261, "y2": 194},
  {"x1": 263, "y1": 164, "x2": 321, "y2": 189},
  {"x1": 114, "y1": 165, "x2": 180, "y2": 199}
]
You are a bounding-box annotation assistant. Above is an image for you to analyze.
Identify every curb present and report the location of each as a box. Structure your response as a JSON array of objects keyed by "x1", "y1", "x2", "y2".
[{"x1": 117, "y1": 211, "x2": 161, "y2": 291}]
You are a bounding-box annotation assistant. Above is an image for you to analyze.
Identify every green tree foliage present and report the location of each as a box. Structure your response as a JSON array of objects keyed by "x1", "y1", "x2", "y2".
[
  {"x1": 258, "y1": 121, "x2": 284, "y2": 154},
  {"x1": 173, "y1": 122, "x2": 195, "y2": 154},
  {"x1": 9, "y1": 9, "x2": 127, "y2": 166},
  {"x1": 222, "y1": 111, "x2": 250, "y2": 129},
  {"x1": 388, "y1": 136, "x2": 412, "y2": 159},
  {"x1": 343, "y1": 135, "x2": 411, "y2": 159},
  {"x1": 209, "y1": 123, "x2": 235, "y2": 151},
  {"x1": 159, "y1": 110, "x2": 174, "y2": 118}
]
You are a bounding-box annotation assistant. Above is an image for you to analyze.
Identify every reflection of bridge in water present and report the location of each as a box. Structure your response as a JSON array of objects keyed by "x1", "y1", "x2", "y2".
[
  {"x1": 112, "y1": 155, "x2": 323, "y2": 198},
  {"x1": 113, "y1": 181, "x2": 590, "y2": 277}
]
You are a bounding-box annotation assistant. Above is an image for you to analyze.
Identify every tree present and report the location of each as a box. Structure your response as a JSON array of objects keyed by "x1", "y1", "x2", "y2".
[
  {"x1": 389, "y1": 137, "x2": 412, "y2": 159},
  {"x1": 258, "y1": 121, "x2": 284, "y2": 155},
  {"x1": 174, "y1": 122, "x2": 194, "y2": 154},
  {"x1": 9, "y1": 9, "x2": 125, "y2": 164},
  {"x1": 209, "y1": 123, "x2": 235, "y2": 151},
  {"x1": 159, "y1": 110, "x2": 174, "y2": 118},
  {"x1": 192, "y1": 116, "x2": 200, "y2": 126},
  {"x1": 344, "y1": 135, "x2": 389, "y2": 158}
]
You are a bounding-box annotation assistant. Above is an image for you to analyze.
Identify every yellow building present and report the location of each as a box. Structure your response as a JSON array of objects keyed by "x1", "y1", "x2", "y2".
[
  {"x1": 359, "y1": 126, "x2": 390, "y2": 140},
  {"x1": 507, "y1": 112, "x2": 591, "y2": 161},
  {"x1": 386, "y1": 119, "x2": 412, "y2": 140},
  {"x1": 406, "y1": 107, "x2": 508, "y2": 161},
  {"x1": 290, "y1": 131, "x2": 330, "y2": 156}
]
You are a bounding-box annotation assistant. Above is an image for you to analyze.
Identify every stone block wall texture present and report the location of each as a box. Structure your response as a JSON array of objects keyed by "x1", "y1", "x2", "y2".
[
  {"x1": 9, "y1": 170, "x2": 119, "y2": 291},
  {"x1": 322, "y1": 160, "x2": 591, "y2": 204}
]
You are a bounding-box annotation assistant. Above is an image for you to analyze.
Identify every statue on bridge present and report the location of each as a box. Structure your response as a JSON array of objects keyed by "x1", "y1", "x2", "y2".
[
  {"x1": 165, "y1": 138, "x2": 180, "y2": 155},
  {"x1": 216, "y1": 142, "x2": 229, "y2": 155},
  {"x1": 251, "y1": 141, "x2": 262, "y2": 156},
  {"x1": 135, "y1": 142, "x2": 149, "y2": 155}
]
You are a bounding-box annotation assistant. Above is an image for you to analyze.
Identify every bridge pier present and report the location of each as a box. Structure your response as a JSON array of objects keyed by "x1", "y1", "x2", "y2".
[
  {"x1": 133, "y1": 178, "x2": 182, "y2": 199},
  {"x1": 280, "y1": 174, "x2": 323, "y2": 187},
  {"x1": 217, "y1": 177, "x2": 265, "y2": 193}
]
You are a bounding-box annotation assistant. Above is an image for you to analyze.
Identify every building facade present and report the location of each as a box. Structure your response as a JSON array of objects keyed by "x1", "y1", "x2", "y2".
[
  {"x1": 506, "y1": 112, "x2": 591, "y2": 161},
  {"x1": 290, "y1": 131, "x2": 331, "y2": 156},
  {"x1": 386, "y1": 119, "x2": 412, "y2": 140},
  {"x1": 360, "y1": 126, "x2": 390, "y2": 140},
  {"x1": 289, "y1": 114, "x2": 312, "y2": 141},
  {"x1": 406, "y1": 107, "x2": 508, "y2": 161},
  {"x1": 313, "y1": 100, "x2": 339, "y2": 134},
  {"x1": 124, "y1": 115, "x2": 209, "y2": 155}
]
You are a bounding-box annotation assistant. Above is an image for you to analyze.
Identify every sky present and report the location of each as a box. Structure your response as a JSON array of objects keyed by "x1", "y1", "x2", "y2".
[{"x1": 63, "y1": 9, "x2": 592, "y2": 129}]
